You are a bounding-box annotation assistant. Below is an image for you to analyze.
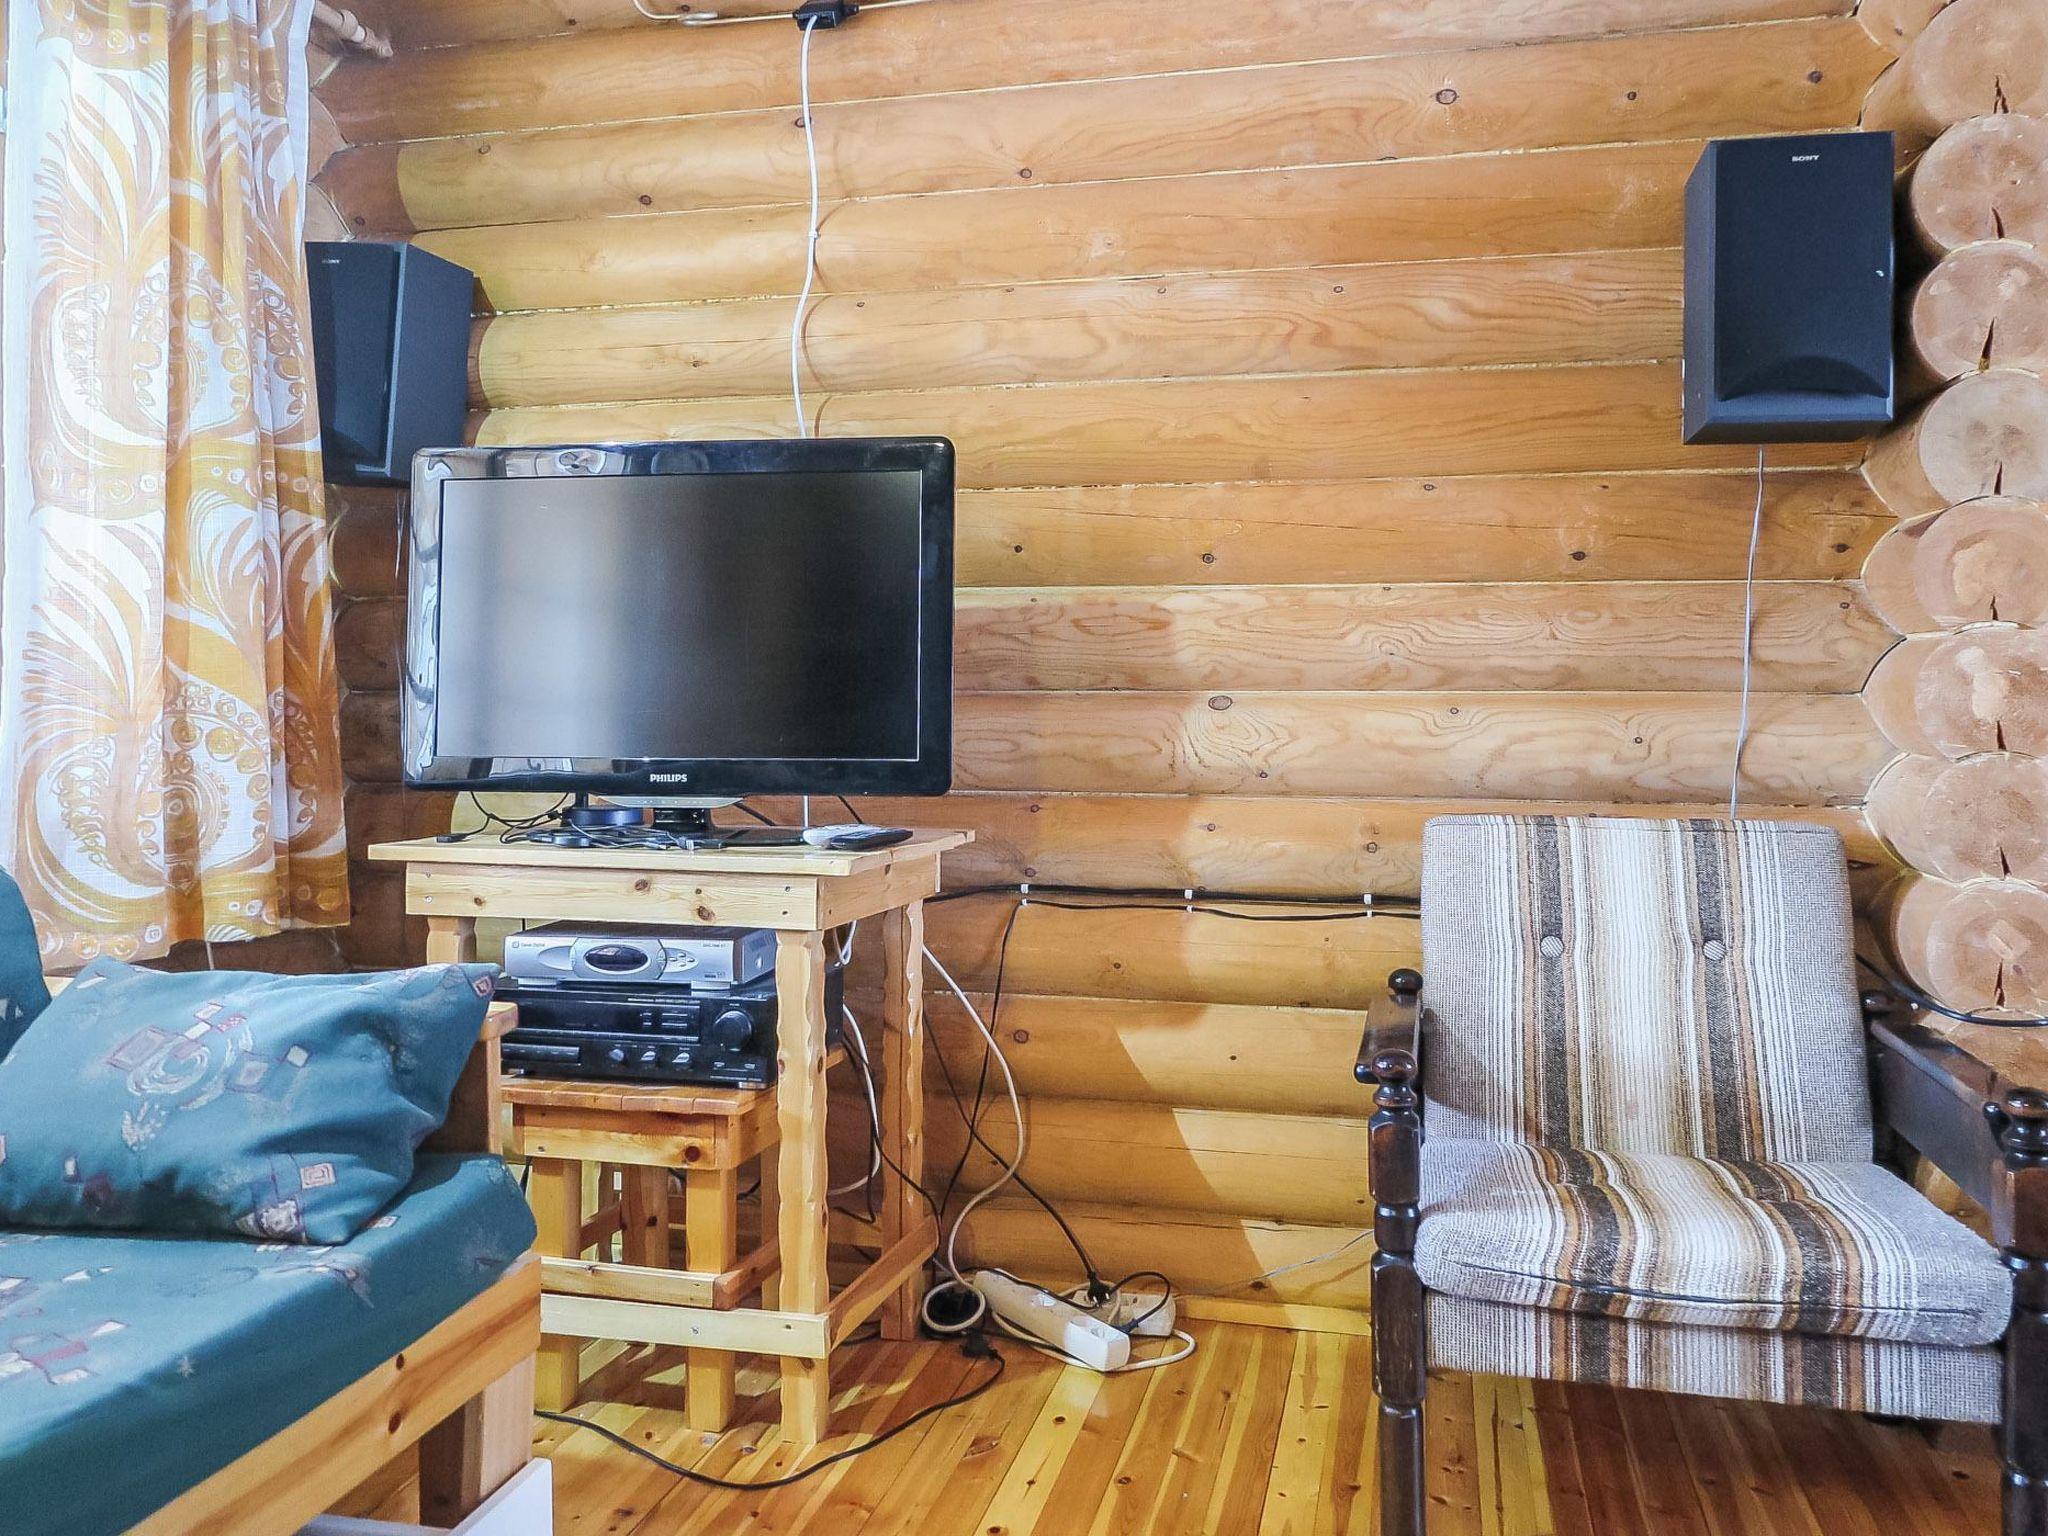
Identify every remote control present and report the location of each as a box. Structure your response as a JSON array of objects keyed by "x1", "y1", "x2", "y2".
[{"x1": 799, "y1": 824, "x2": 913, "y2": 851}]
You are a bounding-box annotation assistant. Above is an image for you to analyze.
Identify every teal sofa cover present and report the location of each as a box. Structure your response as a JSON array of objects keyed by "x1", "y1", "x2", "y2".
[{"x1": 0, "y1": 1152, "x2": 536, "y2": 1534}]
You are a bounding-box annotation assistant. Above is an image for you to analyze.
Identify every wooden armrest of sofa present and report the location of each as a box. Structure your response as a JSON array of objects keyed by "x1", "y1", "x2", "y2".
[
  {"x1": 482, "y1": 998, "x2": 518, "y2": 1041},
  {"x1": 428, "y1": 1001, "x2": 515, "y2": 1157},
  {"x1": 1867, "y1": 992, "x2": 2048, "y2": 1247}
]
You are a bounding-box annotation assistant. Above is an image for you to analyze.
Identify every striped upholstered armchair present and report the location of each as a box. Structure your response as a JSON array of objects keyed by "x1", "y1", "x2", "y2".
[{"x1": 1359, "y1": 815, "x2": 2048, "y2": 1536}]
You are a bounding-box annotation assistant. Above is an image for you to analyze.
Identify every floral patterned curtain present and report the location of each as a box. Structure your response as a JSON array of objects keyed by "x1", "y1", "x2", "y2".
[{"x1": 1, "y1": 0, "x2": 349, "y2": 966}]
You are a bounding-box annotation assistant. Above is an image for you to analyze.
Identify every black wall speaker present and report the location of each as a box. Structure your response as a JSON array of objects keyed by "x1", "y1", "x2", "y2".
[
  {"x1": 1683, "y1": 131, "x2": 1895, "y2": 444},
  {"x1": 305, "y1": 241, "x2": 474, "y2": 486}
]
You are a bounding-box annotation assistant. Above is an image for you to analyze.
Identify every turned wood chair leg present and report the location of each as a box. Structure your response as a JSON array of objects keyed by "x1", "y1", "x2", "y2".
[
  {"x1": 1999, "y1": 1092, "x2": 2048, "y2": 1536},
  {"x1": 1369, "y1": 1041, "x2": 1427, "y2": 1536},
  {"x1": 1373, "y1": 1251, "x2": 1427, "y2": 1536},
  {"x1": 2003, "y1": 1251, "x2": 2048, "y2": 1534}
]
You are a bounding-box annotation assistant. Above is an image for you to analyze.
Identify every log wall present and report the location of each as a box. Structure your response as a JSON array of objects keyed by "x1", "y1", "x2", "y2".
[
  {"x1": 1860, "y1": 0, "x2": 2048, "y2": 1025},
  {"x1": 313, "y1": 0, "x2": 1990, "y2": 1302}
]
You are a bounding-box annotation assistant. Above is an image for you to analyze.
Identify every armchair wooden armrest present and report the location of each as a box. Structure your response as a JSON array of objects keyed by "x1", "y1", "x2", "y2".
[
  {"x1": 1356, "y1": 967, "x2": 1424, "y2": 1085},
  {"x1": 1359, "y1": 967, "x2": 1427, "y2": 1521},
  {"x1": 1865, "y1": 988, "x2": 2048, "y2": 1245},
  {"x1": 1358, "y1": 968, "x2": 1425, "y2": 1233}
]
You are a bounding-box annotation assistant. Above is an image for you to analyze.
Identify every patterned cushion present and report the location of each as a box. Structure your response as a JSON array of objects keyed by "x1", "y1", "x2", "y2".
[
  {"x1": 0, "y1": 869, "x2": 51, "y2": 1060},
  {"x1": 1420, "y1": 815, "x2": 1872, "y2": 1161},
  {"x1": 1428, "y1": 1293, "x2": 2003, "y2": 1423},
  {"x1": 1416, "y1": 1138, "x2": 2011, "y2": 1347},
  {"x1": 0, "y1": 960, "x2": 499, "y2": 1244}
]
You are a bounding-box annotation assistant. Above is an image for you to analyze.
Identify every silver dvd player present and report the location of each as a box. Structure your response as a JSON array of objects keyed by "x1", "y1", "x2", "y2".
[{"x1": 501, "y1": 921, "x2": 775, "y2": 989}]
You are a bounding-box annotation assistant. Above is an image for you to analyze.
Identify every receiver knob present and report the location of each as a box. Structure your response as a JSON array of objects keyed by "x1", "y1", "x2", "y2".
[
  {"x1": 709, "y1": 1008, "x2": 756, "y2": 1051},
  {"x1": 605, "y1": 1045, "x2": 628, "y2": 1065}
]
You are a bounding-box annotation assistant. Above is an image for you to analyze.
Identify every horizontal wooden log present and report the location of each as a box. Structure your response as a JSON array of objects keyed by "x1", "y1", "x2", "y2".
[
  {"x1": 342, "y1": 668, "x2": 1890, "y2": 808},
  {"x1": 951, "y1": 581, "x2": 1887, "y2": 694},
  {"x1": 336, "y1": 596, "x2": 405, "y2": 690},
  {"x1": 1879, "y1": 873, "x2": 2048, "y2": 1017},
  {"x1": 341, "y1": 688, "x2": 403, "y2": 782},
  {"x1": 956, "y1": 1197, "x2": 1372, "y2": 1308},
  {"x1": 949, "y1": 690, "x2": 1887, "y2": 804},
  {"x1": 338, "y1": 579, "x2": 1883, "y2": 698},
  {"x1": 471, "y1": 252, "x2": 1685, "y2": 408},
  {"x1": 157, "y1": 928, "x2": 347, "y2": 975},
  {"x1": 1861, "y1": 0, "x2": 2048, "y2": 149},
  {"x1": 337, "y1": 866, "x2": 427, "y2": 968},
  {"x1": 1866, "y1": 753, "x2": 2048, "y2": 883},
  {"x1": 1862, "y1": 752, "x2": 1950, "y2": 870},
  {"x1": 952, "y1": 471, "x2": 1886, "y2": 586},
  {"x1": 923, "y1": 1094, "x2": 1370, "y2": 1226},
  {"x1": 909, "y1": 898, "x2": 1417, "y2": 1009},
  {"x1": 475, "y1": 364, "x2": 1858, "y2": 485},
  {"x1": 1906, "y1": 241, "x2": 2048, "y2": 388},
  {"x1": 755, "y1": 791, "x2": 1893, "y2": 901},
  {"x1": 344, "y1": 782, "x2": 457, "y2": 863},
  {"x1": 1863, "y1": 625, "x2": 2048, "y2": 759},
  {"x1": 1857, "y1": 0, "x2": 1949, "y2": 55},
  {"x1": 324, "y1": 20, "x2": 1882, "y2": 232},
  {"x1": 1905, "y1": 113, "x2": 2048, "y2": 254},
  {"x1": 325, "y1": 470, "x2": 1888, "y2": 592},
  {"x1": 1904, "y1": 497, "x2": 2048, "y2": 629},
  {"x1": 1862, "y1": 635, "x2": 1945, "y2": 755},
  {"x1": 1861, "y1": 368, "x2": 2048, "y2": 517},
  {"x1": 918, "y1": 991, "x2": 1373, "y2": 1116},
  {"x1": 421, "y1": 142, "x2": 1710, "y2": 313},
  {"x1": 1859, "y1": 511, "x2": 1942, "y2": 635},
  {"x1": 328, "y1": 485, "x2": 407, "y2": 598},
  {"x1": 325, "y1": 0, "x2": 1857, "y2": 141}
]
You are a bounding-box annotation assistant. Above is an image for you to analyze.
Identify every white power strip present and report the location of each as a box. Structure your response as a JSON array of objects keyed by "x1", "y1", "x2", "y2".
[
  {"x1": 1088, "y1": 1288, "x2": 1177, "y2": 1339},
  {"x1": 972, "y1": 1270, "x2": 1131, "y2": 1372}
]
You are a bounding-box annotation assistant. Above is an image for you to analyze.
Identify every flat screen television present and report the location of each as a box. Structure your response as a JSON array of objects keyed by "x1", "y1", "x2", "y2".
[{"x1": 401, "y1": 438, "x2": 954, "y2": 799}]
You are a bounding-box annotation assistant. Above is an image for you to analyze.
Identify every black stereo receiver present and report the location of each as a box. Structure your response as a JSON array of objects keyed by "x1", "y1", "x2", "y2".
[{"x1": 497, "y1": 967, "x2": 843, "y2": 1088}]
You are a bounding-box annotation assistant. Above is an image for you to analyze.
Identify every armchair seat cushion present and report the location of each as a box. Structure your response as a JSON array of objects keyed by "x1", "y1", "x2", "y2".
[{"x1": 1415, "y1": 1138, "x2": 2011, "y2": 1347}]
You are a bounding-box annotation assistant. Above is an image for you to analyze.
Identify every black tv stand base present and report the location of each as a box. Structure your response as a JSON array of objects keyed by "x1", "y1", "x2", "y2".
[{"x1": 561, "y1": 793, "x2": 652, "y2": 832}]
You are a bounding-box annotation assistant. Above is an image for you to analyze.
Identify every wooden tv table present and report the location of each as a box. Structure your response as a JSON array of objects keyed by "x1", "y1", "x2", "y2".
[{"x1": 368, "y1": 830, "x2": 970, "y2": 1444}]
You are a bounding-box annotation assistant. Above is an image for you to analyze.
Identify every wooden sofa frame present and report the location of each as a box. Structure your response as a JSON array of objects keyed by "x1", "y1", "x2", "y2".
[
  {"x1": 39, "y1": 988, "x2": 544, "y2": 1535},
  {"x1": 1358, "y1": 968, "x2": 2048, "y2": 1536}
]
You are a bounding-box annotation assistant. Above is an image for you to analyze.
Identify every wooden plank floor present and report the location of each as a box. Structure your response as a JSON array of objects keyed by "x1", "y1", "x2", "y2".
[{"x1": 351, "y1": 1323, "x2": 2002, "y2": 1534}]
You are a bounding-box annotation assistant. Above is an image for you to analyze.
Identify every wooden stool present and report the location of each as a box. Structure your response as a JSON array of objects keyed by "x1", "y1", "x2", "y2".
[{"x1": 507, "y1": 1073, "x2": 810, "y2": 1431}]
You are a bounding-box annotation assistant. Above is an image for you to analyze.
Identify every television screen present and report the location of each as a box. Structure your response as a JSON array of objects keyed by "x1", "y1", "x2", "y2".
[{"x1": 402, "y1": 439, "x2": 953, "y2": 797}]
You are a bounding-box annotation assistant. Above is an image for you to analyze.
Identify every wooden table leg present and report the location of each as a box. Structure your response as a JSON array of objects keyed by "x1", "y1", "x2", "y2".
[
  {"x1": 685, "y1": 1165, "x2": 740, "y2": 1431},
  {"x1": 775, "y1": 929, "x2": 833, "y2": 1444},
  {"x1": 620, "y1": 1165, "x2": 668, "y2": 1267},
  {"x1": 879, "y1": 900, "x2": 928, "y2": 1341},
  {"x1": 425, "y1": 914, "x2": 478, "y2": 964},
  {"x1": 527, "y1": 1156, "x2": 584, "y2": 1412},
  {"x1": 758, "y1": 1150, "x2": 781, "y2": 1308}
]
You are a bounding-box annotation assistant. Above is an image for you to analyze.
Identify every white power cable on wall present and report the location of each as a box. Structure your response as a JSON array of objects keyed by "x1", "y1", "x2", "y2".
[
  {"x1": 632, "y1": 0, "x2": 1193, "y2": 1377},
  {"x1": 790, "y1": 15, "x2": 823, "y2": 436},
  {"x1": 1728, "y1": 445, "x2": 1767, "y2": 819}
]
